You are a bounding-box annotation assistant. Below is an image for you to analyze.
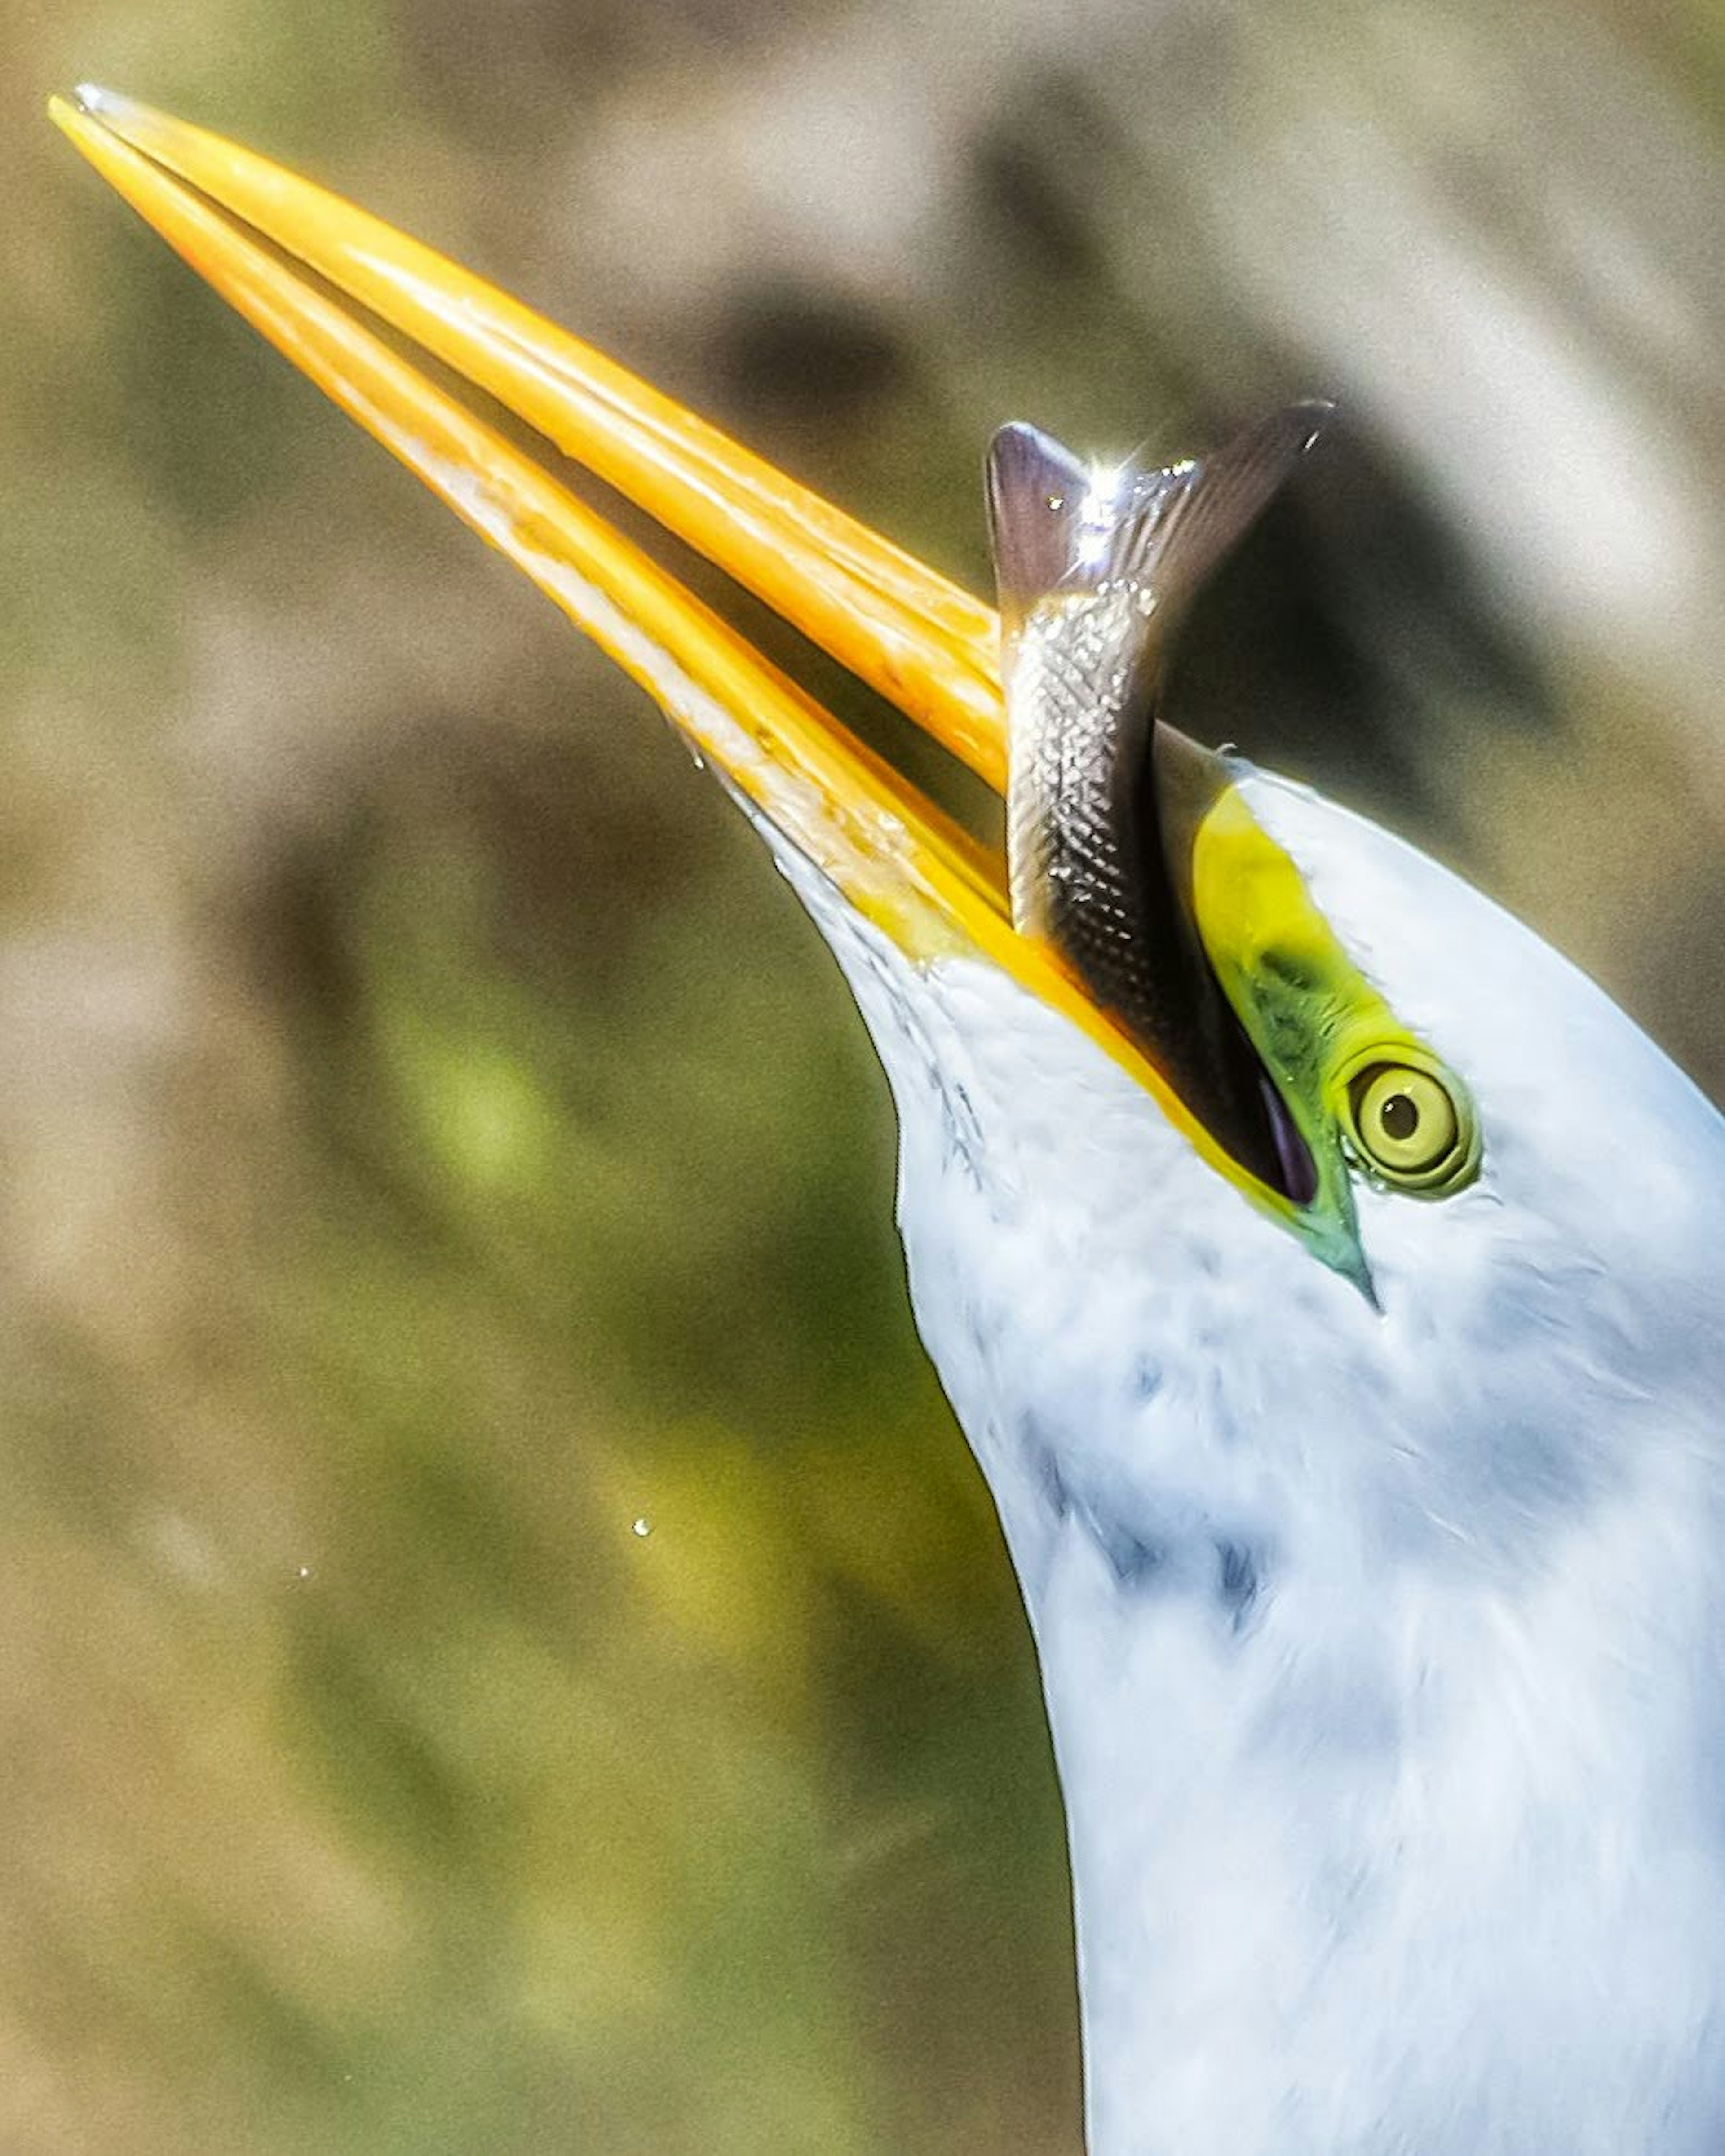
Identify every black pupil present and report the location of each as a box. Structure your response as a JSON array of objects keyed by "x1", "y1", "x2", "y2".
[{"x1": 1380, "y1": 1091, "x2": 1420, "y2": 1142}]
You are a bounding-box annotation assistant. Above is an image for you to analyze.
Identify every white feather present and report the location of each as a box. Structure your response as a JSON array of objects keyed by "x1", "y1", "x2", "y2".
[{"x1": 772, "y1": 766, "x2": 1725, "y2": 2154}]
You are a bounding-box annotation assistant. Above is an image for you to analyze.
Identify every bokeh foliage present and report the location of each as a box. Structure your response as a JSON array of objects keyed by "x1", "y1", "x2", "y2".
[{"x1": 1, "y1": 0, "x2": 1721, "y2": 2146}]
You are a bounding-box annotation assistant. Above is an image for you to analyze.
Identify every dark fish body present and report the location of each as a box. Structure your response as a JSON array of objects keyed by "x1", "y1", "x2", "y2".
[
  {"x1": 985, "y1": 406, "x2": 1331, "y2": 1186},
  {"x1": 1004, "y1": 577, "x2": 1178, "y2": 1043}
]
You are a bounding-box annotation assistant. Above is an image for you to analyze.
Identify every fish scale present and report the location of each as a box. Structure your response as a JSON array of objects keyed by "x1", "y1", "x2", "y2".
[{"x1": 1008, "y1": 584, "x2": 1168, "y2": 1036}]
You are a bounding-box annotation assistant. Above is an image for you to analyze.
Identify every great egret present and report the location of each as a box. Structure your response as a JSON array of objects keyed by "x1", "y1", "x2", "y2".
[{"x1": 56, "y1": 86, "x2": 1725, "y2": 2154}]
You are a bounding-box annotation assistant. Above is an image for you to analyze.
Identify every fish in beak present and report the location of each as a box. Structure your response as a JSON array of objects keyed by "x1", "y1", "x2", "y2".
[{"x1": 50, "y1": 86, "x2": 1354, "y2": 1263}]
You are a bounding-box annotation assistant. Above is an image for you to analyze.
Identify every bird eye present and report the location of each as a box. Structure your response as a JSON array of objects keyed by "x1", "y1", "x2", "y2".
[{"x1": 1340, "y1": 1056, "x2": 1475, "y2": 1193}]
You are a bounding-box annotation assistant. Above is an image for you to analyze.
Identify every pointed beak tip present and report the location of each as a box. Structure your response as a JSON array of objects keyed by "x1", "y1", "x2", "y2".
[
  {"x1": 58, "y1": 82, "x2": 110, "y2": 121},
  {"x1": 48, "y1": 84, "x2": 115, "y2": 150},
  {"x1": 53, "y1": 84, "x2": 158, "y2": 154}
]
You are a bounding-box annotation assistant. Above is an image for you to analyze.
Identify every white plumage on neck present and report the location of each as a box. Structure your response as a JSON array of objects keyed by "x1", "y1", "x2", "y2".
[{"x1": 775, "y1": 769, "x2": 1725, "y2": 2153}]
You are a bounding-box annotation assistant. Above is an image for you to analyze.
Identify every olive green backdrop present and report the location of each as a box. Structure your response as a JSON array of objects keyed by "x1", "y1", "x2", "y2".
[{"x1": 0, "y1": 0, "x2": 1721, "y2": 2147}]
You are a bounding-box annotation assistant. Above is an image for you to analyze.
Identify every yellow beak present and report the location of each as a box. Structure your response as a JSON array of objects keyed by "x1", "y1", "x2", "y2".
[{"x1": 50, "y1": 84, "x2": 1269, "y2": 1197}]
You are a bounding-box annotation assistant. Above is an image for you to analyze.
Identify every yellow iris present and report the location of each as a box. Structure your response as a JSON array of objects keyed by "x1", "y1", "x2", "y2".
[{"x1": 1344, "y1": 1059, "x2": 1467, "y2": 1188}]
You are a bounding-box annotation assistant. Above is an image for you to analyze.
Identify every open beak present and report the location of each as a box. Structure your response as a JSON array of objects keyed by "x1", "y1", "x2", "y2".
[{"x1": 50, "y1": 84, "x2": 1293, "y2": 1216}]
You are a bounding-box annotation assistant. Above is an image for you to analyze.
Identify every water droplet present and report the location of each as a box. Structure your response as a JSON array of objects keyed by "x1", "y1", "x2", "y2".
[{"x1": 631, "y1": 1517, "x2": 652, "y2": 1540}]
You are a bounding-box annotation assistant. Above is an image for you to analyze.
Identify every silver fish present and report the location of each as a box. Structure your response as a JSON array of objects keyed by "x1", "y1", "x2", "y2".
[{"x1": 985, "y1": 403, "x2": 1331, "y2": 1192}]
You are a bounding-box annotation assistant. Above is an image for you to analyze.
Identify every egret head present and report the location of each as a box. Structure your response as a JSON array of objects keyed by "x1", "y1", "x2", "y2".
[
  {"x1": 807, "y1": 750, "x2": 1723, "y2": 1598},
  {"x1": 794, "y1": 407, "x2": 1723, "y2": 1607}
]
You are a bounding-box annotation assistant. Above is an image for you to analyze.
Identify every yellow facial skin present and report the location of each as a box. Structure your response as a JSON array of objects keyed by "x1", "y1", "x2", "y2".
[
  {"x1": 1191, "y1": 786, "x2": 1481, "y2": 1275},
  {"x1": 51, "y1": 88, "x2": 1479, "y2": 1285}
]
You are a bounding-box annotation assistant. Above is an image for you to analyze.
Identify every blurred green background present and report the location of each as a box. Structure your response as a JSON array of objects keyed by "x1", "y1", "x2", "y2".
[{"x1": 1, "y1": 0, "x2": 1721, "y2": 2147}]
